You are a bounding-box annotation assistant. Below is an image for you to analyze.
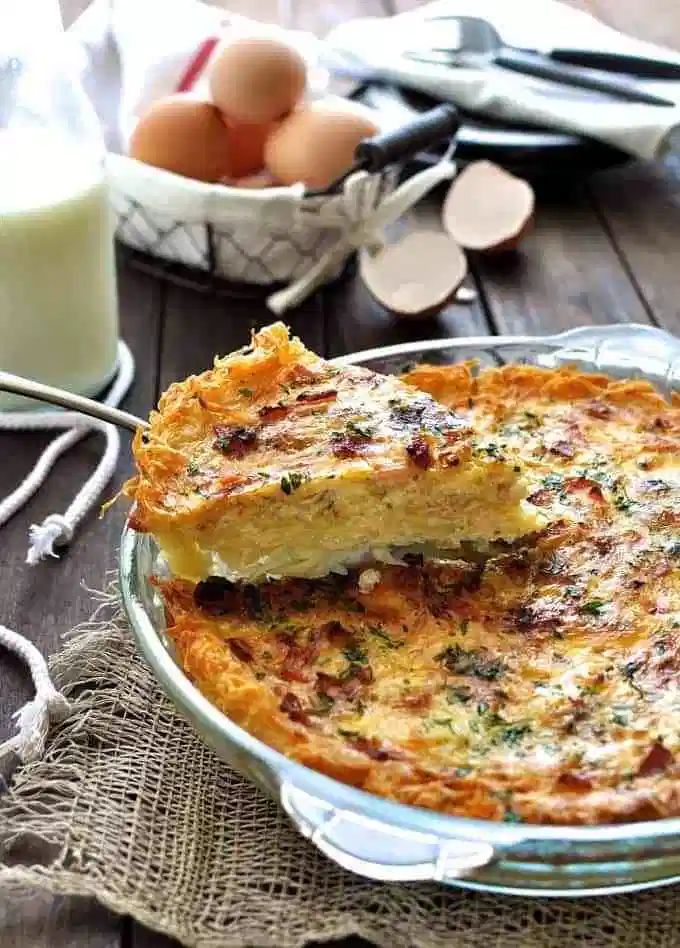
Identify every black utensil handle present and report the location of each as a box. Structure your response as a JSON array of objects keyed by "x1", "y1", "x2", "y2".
[
  {"x1": 354, "y1": 104, "x2": 460, "y2": 172},
  {"x1": 550, "y1": 48, "x2": 680, "y2": 81},
  {"x1": 494, "y1": 48, "x2": 674, "y2": 107}
]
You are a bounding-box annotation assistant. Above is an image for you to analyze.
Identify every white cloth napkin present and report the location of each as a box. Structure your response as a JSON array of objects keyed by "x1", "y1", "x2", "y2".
[{"x1": 326, "y1": 0, "x2": 680, "y2": 161}]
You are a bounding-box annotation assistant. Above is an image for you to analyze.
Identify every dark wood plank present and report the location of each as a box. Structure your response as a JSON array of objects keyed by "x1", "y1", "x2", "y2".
[
  {"x1": 587, "y1": 158, "x2": 680, "y2": 336},
  {"x1": 473, "y1": 181, "x2": 652, "y2": 334},
  {"x1": 157, "y1": 281, "x2": 326, "y2": 390},
  {"x1": 324, "y1": 203, "x2": 490, "y2": 357}
]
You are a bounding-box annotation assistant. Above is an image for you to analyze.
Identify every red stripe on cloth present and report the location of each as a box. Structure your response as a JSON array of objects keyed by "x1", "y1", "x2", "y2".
[{"x1": 176, "y1": 36, "x2": 220, "y2": 93}]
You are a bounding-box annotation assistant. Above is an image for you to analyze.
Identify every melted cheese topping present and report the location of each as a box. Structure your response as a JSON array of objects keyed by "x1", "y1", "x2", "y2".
[{"x1": 161, "y1": 363, "x2": 680, "y2": 825}]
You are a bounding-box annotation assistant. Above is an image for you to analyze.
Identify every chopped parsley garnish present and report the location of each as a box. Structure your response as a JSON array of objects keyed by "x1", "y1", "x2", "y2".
[
  {"x1": 186, "y1": 460, "x2": 200, "y2": 476},
  {"x1": 337, "y1": 728, "x2": 359, "y2": 738},
  {"x1": 502, "y1": 808, "x2": 524, "y2": 824},
  {"x1": 366, "y1": 624, "x2": 403, "y2": 649},
  {"x1": 343, "y1": 645, "x2": 368, "y2": 666},
  {"x1": 345, "y1": 420, "x2": 374, "y2": 439},
  {"x1": 581, "y1": 599, "x2": 608, "y2": 616},
  {"x1": 446, "y1": 685, "x2": 472, "y2": 705},
  {"x1": 280, "y1": 472, "x2": 308, "y2": 494},
  {"x1": 499, "y1": 723, "x2": 532, "y2": 745},
  {"x1": 621, "y1": 660, "x2": 644, "y2": 696},
  {"x1": 542, "y1": 473, "x2": 564, "y2": 490},
  {"x1": 238, "y1": 387, "x2": 253, "y2": 398},
  {"x1": 314, "y1": 693, "x2": 335, "y2": 715},
  {"x1": 436, "y1": 643, "x2": 506, "y2": 680}
]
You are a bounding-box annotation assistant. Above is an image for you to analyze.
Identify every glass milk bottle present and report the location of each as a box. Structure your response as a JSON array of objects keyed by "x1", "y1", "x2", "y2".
[{"x1": 0, "y1": 0, "x2": 119, "y2": 410}]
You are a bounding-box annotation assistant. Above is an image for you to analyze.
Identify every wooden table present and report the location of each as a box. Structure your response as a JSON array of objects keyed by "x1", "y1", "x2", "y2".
[{"x1": 2, "y1": 1, "x2": 680, "y2": 944}]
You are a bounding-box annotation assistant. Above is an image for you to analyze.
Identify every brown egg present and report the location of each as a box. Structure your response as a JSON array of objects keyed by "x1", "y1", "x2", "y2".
[
  {"x1": 209, "y1": 36, "x2": 307, "y2": 124},
  {"x1": 222, "y1": 117, "x2": 275, "y2": 178},
  {"x1": 129, "y1": 95, "x2": 233, "y2": 182},
  {"x1": 264, "y1": 98, "x2": 379, "y2": 190}
]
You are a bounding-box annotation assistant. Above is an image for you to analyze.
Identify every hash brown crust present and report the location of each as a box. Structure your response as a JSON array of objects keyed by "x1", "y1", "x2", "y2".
[{"x1": 160, "y1": 363, "x2": 680, "y2": 825}]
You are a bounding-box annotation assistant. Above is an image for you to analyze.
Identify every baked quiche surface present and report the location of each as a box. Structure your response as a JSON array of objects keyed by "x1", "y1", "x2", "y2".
[
  {"x1": 161, "y1": 361, "x2": 680, "y2": 826},
  {"x1": 127, "y1": 323, "x2": 536, "y2": 582}
]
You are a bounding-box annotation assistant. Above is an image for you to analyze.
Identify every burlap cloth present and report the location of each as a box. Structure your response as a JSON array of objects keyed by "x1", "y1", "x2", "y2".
[{"x1": 2, "y1": 587, "x2": 680, "y2": 948}]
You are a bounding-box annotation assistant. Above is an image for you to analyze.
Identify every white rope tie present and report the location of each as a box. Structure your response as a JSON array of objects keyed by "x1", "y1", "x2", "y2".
[
  {"x1": 0, "y1": 624, "x2": 70, "y2": 764},
  {"x1": 267, "y1": 154, "x2": 457, "y2": 315},
  {"x1": 0, "y1": 341, "x2": 135, "y2": 564}
]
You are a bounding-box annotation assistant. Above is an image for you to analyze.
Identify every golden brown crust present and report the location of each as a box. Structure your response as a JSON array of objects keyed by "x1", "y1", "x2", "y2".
[{"x1": 160, "y1": 363, "x2": 680, "y2": 825}]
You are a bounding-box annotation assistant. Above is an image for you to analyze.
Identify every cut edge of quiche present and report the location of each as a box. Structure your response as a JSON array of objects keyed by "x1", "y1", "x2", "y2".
[{"x1": 125, "y1": 322, "x2": 540, "y2": 582}]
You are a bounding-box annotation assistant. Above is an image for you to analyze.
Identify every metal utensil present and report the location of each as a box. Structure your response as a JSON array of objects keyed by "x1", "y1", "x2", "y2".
[
  {"x1": 406, "y1": 16, "x2": 675, "y2": 107},
  {"x1": 427, "y1": 14, "x2": 680, "y2": 80},
  {"x1": 0, "y1": 370, "x2": 147, "y2": 431}
]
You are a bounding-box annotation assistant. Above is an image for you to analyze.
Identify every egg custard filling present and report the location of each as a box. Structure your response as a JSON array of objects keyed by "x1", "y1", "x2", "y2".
[
  {"x1": 159, "y1": 360, "x2": 679, "y2": 825},
  {"x1": 126, "y1": 323, "x2": 538, "y2": 583}
]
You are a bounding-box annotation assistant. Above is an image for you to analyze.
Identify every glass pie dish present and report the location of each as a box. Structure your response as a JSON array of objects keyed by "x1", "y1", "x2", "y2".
[{"x1": 120, "y1": 322, "x2": 680, "y2": 897}]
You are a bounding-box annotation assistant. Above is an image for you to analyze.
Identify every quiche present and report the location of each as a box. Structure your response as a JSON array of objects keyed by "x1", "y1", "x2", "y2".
[
  {"x1": 126, "y1": 323, "x2": 537, "y2": 582},
  {"x1": 160, "y1": 361, "x2": 680, "y2": 825}
]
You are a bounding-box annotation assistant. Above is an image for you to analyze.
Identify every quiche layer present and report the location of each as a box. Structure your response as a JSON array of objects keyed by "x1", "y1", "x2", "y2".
[
  {"x1": 127, "y1": 323, "x2": 537, "y2": 582},
  {"x1": 161, "y1": 362, "x2": 680, "y2": 826}
]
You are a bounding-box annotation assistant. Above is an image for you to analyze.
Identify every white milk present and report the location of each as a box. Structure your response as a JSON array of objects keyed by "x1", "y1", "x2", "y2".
[{"x1": 0, "y1": 129, "x2": 119, "y2": 410}]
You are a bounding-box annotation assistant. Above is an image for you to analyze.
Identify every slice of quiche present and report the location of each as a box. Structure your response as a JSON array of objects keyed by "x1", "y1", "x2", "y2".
[{"x1": 126, "y1": 323, "x2": 539, "y2": 582}]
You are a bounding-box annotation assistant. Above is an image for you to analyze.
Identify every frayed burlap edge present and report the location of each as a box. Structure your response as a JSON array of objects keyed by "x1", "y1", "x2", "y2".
[{"x1": 2, "y1": 584, "x2": 680, "y2": 948}]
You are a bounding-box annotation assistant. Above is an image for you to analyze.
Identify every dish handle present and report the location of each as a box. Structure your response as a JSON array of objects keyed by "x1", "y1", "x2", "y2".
[{"x1": 280, "y1": 781, "x2": 495, "y2": 882}]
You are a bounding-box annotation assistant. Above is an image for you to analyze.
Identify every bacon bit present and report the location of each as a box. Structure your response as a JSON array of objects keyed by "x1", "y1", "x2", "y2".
[
  {"x1": 496, "y1": 551, "x2": 531, "y2": 577},
  {"x1": 320, "y1": 620, "x2": 351, "y2": 645},
  {"x1": 127, "y1": 512, "x2": 148, "y2": 532},
  {"x1": 316, "y1": 672, "x2": 360, "y2": 701},
  {"x1": 295, "y1": 388, "x2": 337, "y2": 405},
  {"x1": 316, "y1": 663, "x2": 373, "y2": 701},
  {"x1": 399, "y1": 691, "x2": 433, "y2": 711},
  {"x1": 527, "y1": 488, "x2": 553, "y2": 507},
  {"x1": 587, "y1": 401, "x2": 612, "y2": 419},
  {"x1": 213, "y1": 425, "x2": 258, "y2": 458},
  {"x1": 350, "y1": 736, "x2": 406, "y2": 761},
  {"x1": 557, "y1": 772, "x2": 592, "y2": 791},
  {"x1": 258, "y1": 404, "x2": 288, "y2": 422},
  {"x1": 280, "y1": 645, "x2": 319, "y2": 683},
  {"x1": 279, "y1": 692, "x2": 310, "y2": 725},
  {"x1": 282, "y1": 363, "x2": 324, "y2": 387},
  {"x1": 653, "y1": 416, "x2": 673, "y2": 431},
  {"x1": 594, "y1": 536, "x2": 615, "y2": 555},
  {"x1": 549, "y1": 440, "x2": 575, "y2": 459},
  {"x1": 194, "y1": 576, "x2": 239, "y2": 614},
  {"x1": 638, "y1": 741, "x2": 674, "y2": 777},
  {"x1": 564, "y1": 476, "x2": 606, "y2": 504},
  {"x1": 228, "y1": 638, "x2": 254, "y2": 663},
  {"x1": 331, "y1": 435, "x2": 362, "y2": 459},
  {"x1": 406, "y1": 436, "x2": 433, "y2": 470}
]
